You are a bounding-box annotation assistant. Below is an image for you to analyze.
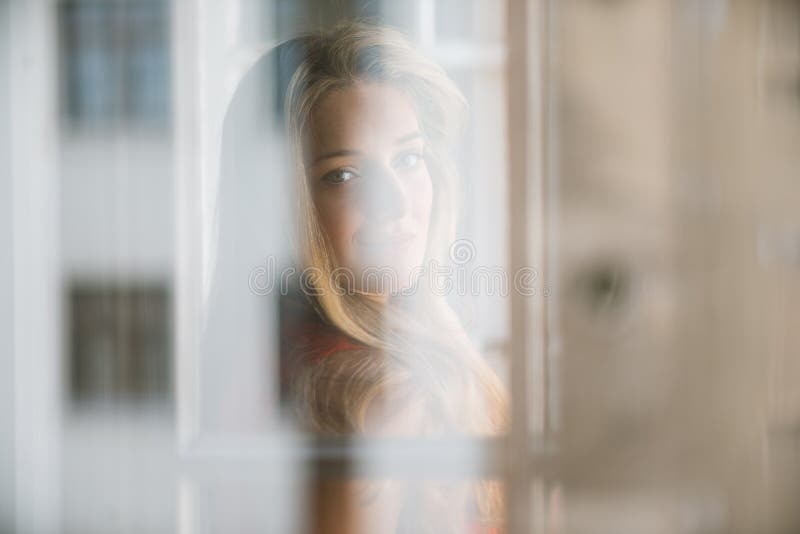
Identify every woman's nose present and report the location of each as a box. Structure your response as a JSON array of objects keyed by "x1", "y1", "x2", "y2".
[{"x1": 357, "y1": 161, "x2": 410, "y2": 221}]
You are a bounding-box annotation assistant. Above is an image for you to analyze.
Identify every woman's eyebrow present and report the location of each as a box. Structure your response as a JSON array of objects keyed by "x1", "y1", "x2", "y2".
[
  {"x1": 310, "y1": 132, "x2": 423, "y2": 165},
  {"x1": 395, "y1": 131, "x2": 422, "y2": 144},
  {"x1": 311, "y1": 149, "x2": 362, "y2": 165}
]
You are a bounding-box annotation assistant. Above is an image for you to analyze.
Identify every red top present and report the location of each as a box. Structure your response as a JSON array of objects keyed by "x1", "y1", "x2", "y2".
[{"x1": 278, "y1": 291, "x2": 365, "y2": 401}]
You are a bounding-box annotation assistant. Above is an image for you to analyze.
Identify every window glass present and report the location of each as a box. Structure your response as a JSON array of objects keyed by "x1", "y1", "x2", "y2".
[{"x1": 7, "y1": 1, "x2": 800, "y2": 533}]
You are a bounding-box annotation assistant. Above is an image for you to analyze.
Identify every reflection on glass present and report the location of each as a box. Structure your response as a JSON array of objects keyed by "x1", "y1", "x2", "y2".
[{"x1": 219, "y1": 22, "x2": 508, "y2": 532}]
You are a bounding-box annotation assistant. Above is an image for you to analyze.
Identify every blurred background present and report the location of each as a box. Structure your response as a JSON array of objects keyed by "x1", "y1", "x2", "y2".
[{"x1": 3, "y1": 0, "x2": 800, "y2": 533}]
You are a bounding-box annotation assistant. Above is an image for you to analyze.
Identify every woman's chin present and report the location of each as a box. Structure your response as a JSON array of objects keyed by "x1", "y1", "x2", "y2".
[{"x1": 348, "y1": 259, "x2": 427, "y2": 297}]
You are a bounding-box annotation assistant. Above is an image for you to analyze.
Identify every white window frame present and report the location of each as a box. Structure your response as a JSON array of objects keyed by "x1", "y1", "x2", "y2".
[
  {"x1": 8, "y1": 1, "x2": 63, "y2": 533},
  {"x1": 506, "y1": 0, "x2": 554, "y2": 532}
]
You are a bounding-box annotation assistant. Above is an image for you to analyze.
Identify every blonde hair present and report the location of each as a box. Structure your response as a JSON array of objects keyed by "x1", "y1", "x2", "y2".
[{"x1": 283, "y1": 21, "x2": 508, "y2": 530}]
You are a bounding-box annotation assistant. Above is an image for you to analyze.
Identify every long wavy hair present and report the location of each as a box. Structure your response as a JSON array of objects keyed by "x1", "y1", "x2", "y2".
[{"x1": 279, "y1": 21, "x2": 509, "y2": 532}]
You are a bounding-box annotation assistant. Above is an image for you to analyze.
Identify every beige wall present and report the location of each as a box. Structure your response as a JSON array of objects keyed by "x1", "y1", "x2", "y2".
[{"x1": 554, "y1": 1, "x2": 800, "y2": 532}]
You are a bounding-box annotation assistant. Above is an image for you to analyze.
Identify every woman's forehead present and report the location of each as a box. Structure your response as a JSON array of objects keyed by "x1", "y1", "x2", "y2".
[{"x1": 305, "y1": 82, "x2": 421, "y2": 156}]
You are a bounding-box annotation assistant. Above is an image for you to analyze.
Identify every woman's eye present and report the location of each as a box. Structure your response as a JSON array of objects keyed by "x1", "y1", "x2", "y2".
[
  {"x1": 321, "y1": 168, "x2": 359, "y2": 184},
  {"x1": 394, "y1": 152, "x2": 424, "y2": 170}
]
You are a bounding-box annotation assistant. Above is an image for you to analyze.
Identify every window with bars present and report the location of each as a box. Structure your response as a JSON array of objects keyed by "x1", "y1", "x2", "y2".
[
  {"x1": 58, "y1": 0, "x2": 170, "y2": 127},
  {"x1": 68, "y1": 282, "x2": 171, "y2": 405}
]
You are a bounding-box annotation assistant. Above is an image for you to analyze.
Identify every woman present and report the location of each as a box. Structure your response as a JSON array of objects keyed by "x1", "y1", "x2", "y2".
[{"x1": 222, "y1": 20, "x2": 508, "y2": 533}]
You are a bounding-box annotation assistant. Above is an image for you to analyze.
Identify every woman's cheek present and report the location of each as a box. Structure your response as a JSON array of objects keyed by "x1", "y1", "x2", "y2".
[
  {"x1": 315, "y1": 193, "x2": 363, "y2": 266},
  {"x1": 414, "y1": 171, "x2": 434, "y2": 231}
]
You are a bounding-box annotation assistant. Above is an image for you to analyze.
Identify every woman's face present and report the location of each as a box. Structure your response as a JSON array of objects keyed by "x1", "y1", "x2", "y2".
[{"x1": 304, "y1": 82, "x2": 433, "y2": 295}]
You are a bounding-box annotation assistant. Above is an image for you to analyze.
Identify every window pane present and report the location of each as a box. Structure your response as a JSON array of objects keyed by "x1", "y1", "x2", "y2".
[{"x1": 183, "y1": 0, "x2": 514, "y2": 442}]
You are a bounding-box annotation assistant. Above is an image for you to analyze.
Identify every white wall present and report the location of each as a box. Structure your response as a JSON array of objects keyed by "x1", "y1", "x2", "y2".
[
  {"x1": 9, "y1": 0, "x2": 62, "y2": 531},
  {"x1": 0, "y1": 0, "x2": 15, "y2": 530},
  {"x1": 60, "y1": 132, "x2": 174, "y2": 280}
]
